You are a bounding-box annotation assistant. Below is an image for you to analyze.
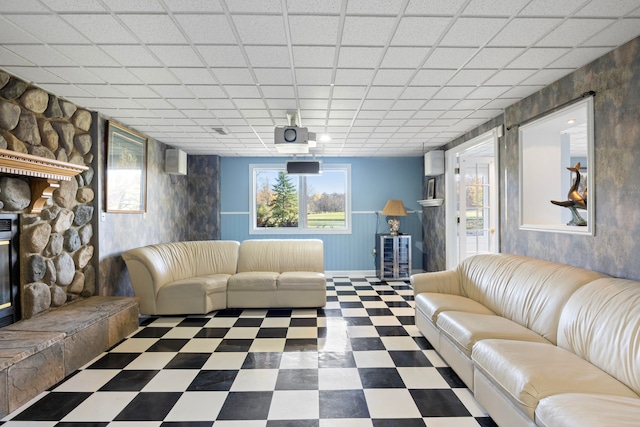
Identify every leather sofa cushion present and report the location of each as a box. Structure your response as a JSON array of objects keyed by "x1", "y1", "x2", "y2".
[
  {"x1": 237, "y1": 239, "x2": 324, "y2": 273},
  {"x1": 437, "y1": 312, "x2": 550, "y2": 357},
  {"x1": 278, "y1": 272, "x2": 326, "y2": 289},
  {"x1": 228, "y1": 272, "x2": 278, "y2": 291},
  {"x1": 156, "y1": 274, "x2": 230, "y2": 314},
  {"x1": 472, "y1": 339, "x2": 638, "y2": 419},
  {"x1": 536, "y1": 394, "x2": 640, "y2": 427},
  {"x1": 415, "y1": 293, "x2": 494, "y2": 323},
  {"x1": 557, "y1": 278, "x2": 640, "y2": 395}
]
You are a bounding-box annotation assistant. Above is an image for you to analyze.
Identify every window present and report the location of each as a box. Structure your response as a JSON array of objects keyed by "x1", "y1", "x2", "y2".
[{"x1": 250, "y1": 164, "x2": 351, "y2": 234}]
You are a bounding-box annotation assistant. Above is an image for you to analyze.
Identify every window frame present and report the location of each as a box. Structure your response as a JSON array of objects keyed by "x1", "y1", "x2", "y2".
[{"x1": 249, "y1": 163, "x2": 352, "y2": 235}]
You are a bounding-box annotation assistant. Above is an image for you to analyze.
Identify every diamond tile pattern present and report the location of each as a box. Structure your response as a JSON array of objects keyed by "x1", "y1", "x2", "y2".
[
  {"x1": 1, "y1": 1, "x2": 639, "y2": 156},
  {"x1": 0, "y1": 276, "x2": 495, "y2": 426}
]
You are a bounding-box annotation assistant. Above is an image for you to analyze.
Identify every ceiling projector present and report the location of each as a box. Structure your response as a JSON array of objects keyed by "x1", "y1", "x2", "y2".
[{"x1": 274, "y1": 126, "x2": 316, "y2": 154}]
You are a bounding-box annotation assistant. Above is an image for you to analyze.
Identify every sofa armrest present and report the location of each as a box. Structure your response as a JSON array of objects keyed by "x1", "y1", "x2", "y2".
[{"x1": 411, "y1": 269, "x2": 462, "y2": 296}]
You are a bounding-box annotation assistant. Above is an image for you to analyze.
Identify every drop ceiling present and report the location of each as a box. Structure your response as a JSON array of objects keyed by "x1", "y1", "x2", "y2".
[{"x1": 1, "y1": 0, "x2": 639, "y2": 157}]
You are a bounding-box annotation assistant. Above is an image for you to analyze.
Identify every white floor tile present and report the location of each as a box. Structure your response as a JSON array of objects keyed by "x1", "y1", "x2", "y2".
[
  {"x1": 164, "y1": 391, "x2": 228, "y2": 421},
  {"x1": 268, "y1": 390, "x2": 319, "y2": 420},
  {"x1": 53, "y1": 369, "x2": 120, "y2": 392},
  {"x1": 224, "y1": 327, "x2": 259, "y2": 339},
  {"x1": 454, "y1": 388, "x2": 490, "y2": 417},
  {"x1": 279, "y1": 351, "x2": 319, "y2": 369},
  {"x1": 162, "y1": 327, "x2": 201, "y2": 339},
  {"x1": 261, "y1": 317, "x2": 291, "y2": 328},
  {"x1": 347, "y1": 326, "x2": 379, "y2": 338},
  {"x1": 123, "y1": 352, "x2": 176, "y2": 370},
  {"x1": 318, "y1": 368, "x2": 363, "y2": 390},
  {"x1": 141, "y1": 369, "x2": 199, "y2": 392},
  {"x1": 319, "y1": 419, "x2": 373, "y2": 427},
  {"x1": 202, "y1": 352, "x2": 247, "y2": 370},
  {"x1": 381, "y1": 336, "x2": 421, "y2": 350},
  {"x1": 397, "y1": 367, "x2": 450, "y2": 389},
  {"x1": 341, "y1": 308, "x2": 369, "y2": 317},
  {"x1": 353, "y1": 350, "x2": 395, "y2": 368},
  {"x1": 369, "y1": 316, "x2": 401, "y2": 326},
  {"x1": 109, "y1": 338, "x2": 157, "y2": 353},
  {"x1": 422, "y1": 417, "x2": 483, "y2": 426},
  {"x1": 249, "y1": 338, "x2": 286, "y2": 352},
  {"x1": 287, "y1": 326, "x2": 318, "y2": 338},
  {"x1": 62, "y1": 392, "x2": 137, "y2": 422},
  {"x1": 364, "y1": 389, "x2": 422, "y2": 418},
  {"x1": 204, "y1": 317, "x2": 237, "y2": 328},
  {"x1": 179, "y1": 338, "x2": 222, "y2": 353},
  {"x1": 230, "y1": 369, "x2": 279, "y2": 391}
]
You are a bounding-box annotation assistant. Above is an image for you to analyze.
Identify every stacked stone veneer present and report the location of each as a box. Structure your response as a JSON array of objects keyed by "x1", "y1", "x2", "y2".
[{"x1": 0, "y1": 70, "x2": 95, "y2": 319}]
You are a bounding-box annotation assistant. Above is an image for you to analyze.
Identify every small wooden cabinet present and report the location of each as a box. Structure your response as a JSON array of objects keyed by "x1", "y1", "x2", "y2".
[{"x1": 376, "y1": 234, "x2": 411, "y2": 280}]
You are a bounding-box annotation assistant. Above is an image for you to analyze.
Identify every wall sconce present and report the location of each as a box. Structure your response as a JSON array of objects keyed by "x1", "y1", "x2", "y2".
[{"x1": 381, "y1": 199, "x2": 407, "y2": 235}]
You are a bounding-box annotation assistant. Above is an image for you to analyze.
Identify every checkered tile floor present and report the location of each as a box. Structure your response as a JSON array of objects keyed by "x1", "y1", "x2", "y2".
[{"x1": 1, "y1": 276, "x2": 496, "y2": 427}]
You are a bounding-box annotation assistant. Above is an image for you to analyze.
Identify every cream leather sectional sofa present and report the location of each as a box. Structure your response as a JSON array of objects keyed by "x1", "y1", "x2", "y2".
[
  {"x1": 122, "y1": 239, "x2": 326, "y2": 315},
  {"x1": 411, "y1": 253, "x2": 640, "y2": 427}
]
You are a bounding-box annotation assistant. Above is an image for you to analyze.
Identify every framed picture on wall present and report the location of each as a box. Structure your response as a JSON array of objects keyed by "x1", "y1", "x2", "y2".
[
  {"x1": 106, "y1": 121, "x2": 148, "y2": 213},
  {"x1": 427, "y1": 178, "x2": 436, "y2": 199}
]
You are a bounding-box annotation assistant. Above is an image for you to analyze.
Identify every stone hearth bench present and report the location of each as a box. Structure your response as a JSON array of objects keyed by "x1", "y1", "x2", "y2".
[{"x1": 0, "y1": 296, "x2": 139, "y2": 417}]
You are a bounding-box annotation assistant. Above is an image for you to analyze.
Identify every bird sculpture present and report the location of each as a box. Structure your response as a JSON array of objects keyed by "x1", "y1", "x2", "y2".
[{"x1": 551, "y1": 162, "x2": 587, "y2": 226}]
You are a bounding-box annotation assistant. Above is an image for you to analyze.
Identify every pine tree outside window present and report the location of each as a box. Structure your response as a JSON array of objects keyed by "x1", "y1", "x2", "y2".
[{"x1": 251, "y1": 164, "x2": 351, "y2": 234}]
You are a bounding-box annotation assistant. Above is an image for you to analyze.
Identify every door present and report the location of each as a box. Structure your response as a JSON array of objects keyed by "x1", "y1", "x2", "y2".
[{"x1": 445, "y1": 128, "x2": 501, "y2": 268}]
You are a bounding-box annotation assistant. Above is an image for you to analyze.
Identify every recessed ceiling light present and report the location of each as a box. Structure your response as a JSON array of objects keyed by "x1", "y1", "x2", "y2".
[
  {"x1": 319, "y1": 134, "x2": 331, "y2": 142},
  {"x1": 567, "y1": 119, "x2": 576, "y2": 124}
]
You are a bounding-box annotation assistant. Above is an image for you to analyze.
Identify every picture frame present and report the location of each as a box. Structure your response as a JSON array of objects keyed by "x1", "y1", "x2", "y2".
[
  {"x1": 427, "y1": 177, "x2": 436, "y2": 199},
  {"x1": 106, "y1": 121, "x2": 147, "y2": 213}
]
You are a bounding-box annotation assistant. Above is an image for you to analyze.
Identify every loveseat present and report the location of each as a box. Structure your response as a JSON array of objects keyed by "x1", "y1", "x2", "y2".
[
  {"x1": 122, "y1": 239, "x2": 326, "y2": 315},
  {"x1": 411, "y1": 253, "x2": 640, "y2": 427}
]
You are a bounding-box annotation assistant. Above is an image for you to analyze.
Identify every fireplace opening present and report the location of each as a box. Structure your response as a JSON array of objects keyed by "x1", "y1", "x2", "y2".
[{"x1": 0, "y1": 213, "x2": 19, "y2": 327}]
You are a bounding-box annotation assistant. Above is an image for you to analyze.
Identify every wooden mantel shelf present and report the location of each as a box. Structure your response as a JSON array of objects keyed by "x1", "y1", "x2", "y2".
[{"x1": 0, "y1": 148, "x2": 89, "y2": 213}]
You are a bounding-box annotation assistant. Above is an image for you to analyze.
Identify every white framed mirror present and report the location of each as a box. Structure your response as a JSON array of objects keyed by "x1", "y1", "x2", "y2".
[{"x1": 519, "y1": 96, "x2": 594, "y2": 235}]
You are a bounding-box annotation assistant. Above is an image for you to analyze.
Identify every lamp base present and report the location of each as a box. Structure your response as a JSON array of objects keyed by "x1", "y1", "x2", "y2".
[{"x1": 388, "y1": 217, "x2": 400, "y2": 236}]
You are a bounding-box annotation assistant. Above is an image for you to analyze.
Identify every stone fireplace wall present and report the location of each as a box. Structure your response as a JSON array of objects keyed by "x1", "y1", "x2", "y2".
[{"x1": 0, "y1": 70, "x2": 96, "y2": 319}]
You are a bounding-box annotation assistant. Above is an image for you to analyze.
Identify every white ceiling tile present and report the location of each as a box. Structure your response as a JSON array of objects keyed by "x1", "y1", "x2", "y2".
[
  {"x1": 489, "y1": 18, "x2": 564, "y2": 47},
  {"x1": 334, "y1": 69, "x2": 375, "y2": 85},
  {"x1": 584, "y1": 19, "x2": 640, "y2": 46},
  {"x1": 507, "y1": 47, "x2": 571, "y2": 68},
  {"x1": 61, "y1": 14, "x2": 138, "y2": 44},
  {"x1": 227, "y1": 0, "x2": 281, "y2": 13},
  {"x1": 0, "y1": 16, "x2": 43, "y2": 43},
  {"x1": 373, "y1": 69, "x2": 415, "y2": 85},
  {"x1": 225, "y1": 85, "x2": 262, "y2": 98},
  {"x1": 292, "y1": 46, "x2": 336, "y2": 68},
  {"x1": 285, "y1": 0, "x2": 342, "y2": 14},
  {"x1": 332, "y1": 86, "x2": 367, "y2": 99},
  {"x1": 296, "y1": 68, "x2": 333, "y2": 85},
  {"x1": 36, "y1": 82, "x2": 91, "y2": 97},
  {"x1": 266, "y1": 99, "x2": 297, "y2": 110},
  {"x1": 111, "y1": 85, "x2": 159, "y2": 97},
  {"x1": 101, "y1": 0, "x2": 164, "y2": 12},
  {"x1": 423, "y1": 47, "x2": 477, "y2": 69},
  {"x1": 0, "y1": 0, "x2": 48, "y2": 12},
  {"x1": 484, "y1": 69, "x2": 536, "y2": 85},
  {"x1": 0, "y1": 46, "x2": 34, "y2": 66},
  {"x1": 519, "y1": 0, "x2": 588, "y2": 16},
  {"x1": 391, "y1": 17, "x2": 451, "y2": 47},
  {"x1": 577, "y1": 0, "x2": 640, "y2": 17},
  {"x1": 254, "y1": 68, "x2": 293, "y2": 85},
  {"x1": 337, "y1": 47, "x2": 383, "y2": 68},
  {"x1": 393, "y1": 99, "x2": 424, "y2": 110},
  {"x1": 197, "y1": 45, "x2": 247, "y2": 67},
  {"x1": 356, "y1": 110, "x2": 386, "y2": 119},
  {"x1": 167, "y1": 98, "x2": 206, "y2": 109},
  {"x1": 163, "y1": 0, "x2": 222, "y2": 12},
  {"x1": 4, "y1": 14, "x2": 88, "y2": 44},
  {"x1": 462, "y1": 0, "x2": 530, "y2": 16},
  {"x1": 148, "y1": 46, "x2": 204, "y2": 67},
  {"x1": 244, "y1": 46, "x2": 291, "y2": 68},
  {"x1": 127, "y1": 67, "x2": 180, "y2": 84},
  {"x1": 49, "y1": 66, "x2": 105, "y2": 84},
  {"x1": 447, "y1": 69, "x2": 495, "y2": 85},
  {"x1": 213, "y1": 68, "x2": 256, "y2": 85},
  {"x1": 434, "y1": 86, "x2": 476, "y2": 99},
  {"x1": 174, "y1": 15, "x2": 236, "y2": 44},
  {"x1": 466, "y1": 47, "x2": 522, "y2": 68},
  {"x1": 441, "y1": 17, "x2": 509, "y2": 46},
  {"x1": 53, "y1": 45, "x2": 120, "y2": 67},
  {"x1": 453, "y1": 99, "x2": 490, "y2": 109},
  {"x1": 169, "y1": 68, "x2": 218, "y2": 85},
  {"x1": 289, "y1": 16, "x2": 340, "y2": 45},
  {"x1": 483, "y1": 98, "x2": 520, "y2": 109},
  {"x1": 341, "y1": 16, "x2": 397, "y2": 46},
  {"x1": 201, "y1": 98, "x2": 236, "y2": 110},
  {"x1": 119, "y1": 14, "x2": 188, "y2": 44},
  {"x1": 537, "y1": 19, "x2": 616, "y2": 47},
  {"x1": 330, "y1": 99, "x2": 361, "y2": 109},
  {"x1": 100, "y1": 45, "x2": 161, "y2": 67},
  {"x1": 300, "y1": 99, "x2": 329, "y2": 109},
  {"x1": 520, "y1": 69, "x2": 574, "y2": 85},
  {"x1": 381, "y1": 47, "x2": 430, "y2": 68},
  {"x1": 411, "y1": 69, "x2": 455, "y2": 86},
  {"x1": 404, "y1": 0, "x2": 468, "y2": 15},
  {"x1": 297, "y1": 85, "x2": 331, "y2": 98},
  {"x1": 148, "y1": 85, "x2": 195, "y2": 98},
  {"x1": 361, "y1": 99, "x2": 394, "y2": 110},
  {"x1": 85, "y1": 67, "x2": 141, "y2": 84},
  {"x1": 547, "y1": 46, "x2": 612, "y2": 68},
  {"x1": 232, "y1": 15, "x2": 287, "y2": 45},
  {"x1": 4, "y1": 45, "x2": 75, "y2": 67},
  {"x1": 400, "y1": 86, "x2": 439, "y2": 99},
  {"x1": 136, "y1": 98, "x2": 175, "y2": 109},
  {"x1": 466, "y1": 86, "x2": 509, "y2": 99},
  {"x1": 422, "y1": 99, "x2": 458, "y2": 109},
  {"x1": 346, "y1": 0, "x2": 405, "y2": 15},
  {"x1": 367, "y1": 86, "x2": 404, "y2": 99}
]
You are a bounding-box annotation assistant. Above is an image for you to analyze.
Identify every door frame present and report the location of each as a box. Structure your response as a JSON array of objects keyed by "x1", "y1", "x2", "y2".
[{"x1": 445, "y1": 127, "x2": 502, "y2": 269}]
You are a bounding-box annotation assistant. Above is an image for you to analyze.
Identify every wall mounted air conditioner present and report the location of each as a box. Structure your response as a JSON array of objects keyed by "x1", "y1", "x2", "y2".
[
  {"x1": 424, "y1": 150, "x2": 444, "y2": 176},
  {"x1": 165, "y1": 149, "x2": 187, "y2": 175}
]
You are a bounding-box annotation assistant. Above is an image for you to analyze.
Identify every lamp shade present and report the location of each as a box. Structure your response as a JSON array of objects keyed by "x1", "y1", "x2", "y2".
[{"x1": 381, "y1": 200, "x2": 407, "y2": 217}]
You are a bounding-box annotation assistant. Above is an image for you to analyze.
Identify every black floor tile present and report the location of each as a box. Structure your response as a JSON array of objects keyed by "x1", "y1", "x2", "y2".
[
  {"x1": 372, "y1": 419, "x2": 426, "y2": 427},
  {"x1": 177, "y1": 318, "x2": 209, "y2": 327},
  {"x1": 13, "y1": 392, "x2": 91, "y2": 421},
  {"x1": 284, "y1": 338, "x2": 317, "y2": 352},
  {"x1": 358, "y1": 367, "x2": 406, "y2": 388},
  {"x1": 146, "y1": 338, "x2": 190, "y2": 352},
  {"x1": 389, "y1": 350, "x2": 432, "y2": 367},
  {"x1": 114, "y1": 392, "x2": 182, "y2": 421},
  {"x1": 86, "y1": 352, "x2": 139, "y2": 369},
  {"x1": 256, "y1": 327, "x2": 288, "y2": 338},
  {"x1": 165, "y1": 353, "x2": 211, "y2": 369},
  {"x1": 319, "y1": 390, "x2": 370, "y2": 418},
  {"x1": 194, "y1": 327, "x2": 229, "y2": 338},
  {"x1": 217, "y1": 391, "x2": 273, "y2": 420},
  {"x1": 290, "y1": 318, "x2": 317, "y2": 327},
  {"x1": 437, "y1": 366, "x2": 467, "y2": 388},
  {"x1": 344, "y1": 317, "x2": 373, "y2": 326},
  {"x1": 131, "y1": 326, "x2": 172, "y2": 338},
  {"x1": 215, "y1": 338, "x2": 254, "y2": 352},
  {"x1": 375, "y1": 326, "x2": 409, "y2": 336},
  {"x1": 275, "y1": 368, "x2": 318, "y2": 390},
  {"x1": 318, "y1": 351, "x2": 356, "y2": 368},
  {"x1": 234, "y1": 317, "x2": 263, "y2": 327},
  {"x1": 99, "y1": 370, "x2": 159, "y2": 391},
  {"x1": 350, "y1": 337, "x2": 386, "y2": 351},
  {"x1": 410, "y1": 389, "x2": 471, "y2": 417},
  {"x1": 187, "y1": 370, "x2": 238, "y2": 391},
  {"x1": 366, "y1": 308, "x2": 394, "y2": 316},
  {"x1": 267, "y1": 421, "x2": 319, "y2": 427},
  {"x1": 242, "y1": 352, "x2": 283, "y2": 369}
]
